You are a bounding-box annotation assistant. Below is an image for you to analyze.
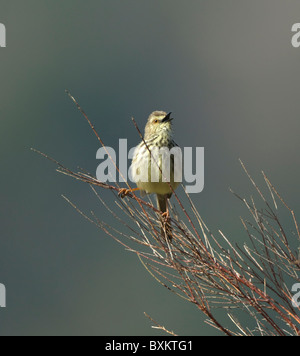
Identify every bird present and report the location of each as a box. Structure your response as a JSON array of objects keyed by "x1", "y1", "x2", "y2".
[{"x1": 120, "y1": 111, "x2": 181, "y2": 238}]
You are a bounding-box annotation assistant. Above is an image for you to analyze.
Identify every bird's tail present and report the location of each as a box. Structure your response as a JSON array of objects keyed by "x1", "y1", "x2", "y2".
[
  {"x1": 157, "y1": 194, "x2": 172, "y2": 240},
  {"x1": 157, "y1": 194, "x2": 167, "y2": 213}
]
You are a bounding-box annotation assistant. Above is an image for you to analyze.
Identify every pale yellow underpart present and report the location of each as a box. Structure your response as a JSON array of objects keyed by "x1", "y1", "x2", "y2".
[
  {"x1": 131, "y1": 146, "x2": 181, "y2": 196},
  {"x1": 130, "y1": 110, "x2": 181, "y2": 196}
]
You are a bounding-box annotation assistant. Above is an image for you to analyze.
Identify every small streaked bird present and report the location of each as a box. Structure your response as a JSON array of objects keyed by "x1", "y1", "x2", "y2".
[{"x1": 120, "y1": 111, "x2": 181, "y2": 238}]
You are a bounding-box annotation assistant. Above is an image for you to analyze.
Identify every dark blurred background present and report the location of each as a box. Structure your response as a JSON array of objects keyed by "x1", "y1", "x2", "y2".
[{"x1": 0, "y1": 0, "x2": 300, "y2": 335}]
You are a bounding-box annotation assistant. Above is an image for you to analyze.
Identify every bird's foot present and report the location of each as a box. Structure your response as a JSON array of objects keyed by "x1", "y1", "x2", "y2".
[
  {"x1": 118, "y1": 187, "x2": 140, "y2": 198},
  {"x1": 161, "y1": 210, "x2": 170, "y2": 221},
  {"x1": 118, "y1": 188, "x2": 131, "y2": 198}
]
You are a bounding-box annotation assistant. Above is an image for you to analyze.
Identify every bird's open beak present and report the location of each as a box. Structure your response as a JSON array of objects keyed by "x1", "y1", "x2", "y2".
[{"x1": 162, "y1": 112, "x2": 173, "y2": 123}]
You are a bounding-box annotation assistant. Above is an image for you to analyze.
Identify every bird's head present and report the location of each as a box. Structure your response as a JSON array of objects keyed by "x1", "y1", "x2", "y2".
[{"x1": 144, "y1": 111, "x2": 173, "y2": 139}]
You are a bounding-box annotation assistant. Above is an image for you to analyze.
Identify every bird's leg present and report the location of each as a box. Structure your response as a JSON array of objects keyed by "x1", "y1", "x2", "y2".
[
  {"x1": 118, "y1": 187, "x2": 140, "y2": 198},
  {"x1": 162, "y1": 198, "x2": 173, "y2": 240},
  {"x1": 161, "y1": 197, "x2": 171, "y2": 224}
]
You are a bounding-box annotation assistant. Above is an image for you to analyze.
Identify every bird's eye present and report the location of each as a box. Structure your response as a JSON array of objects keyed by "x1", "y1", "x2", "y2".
[{"x1": 154, "y1": 119, "x2": 158, "y2": 123}]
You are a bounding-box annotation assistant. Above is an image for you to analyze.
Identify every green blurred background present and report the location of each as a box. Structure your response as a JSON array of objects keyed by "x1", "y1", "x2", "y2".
[{"x1": 0, "y1": 0, "x2": 300, "y2": 335}]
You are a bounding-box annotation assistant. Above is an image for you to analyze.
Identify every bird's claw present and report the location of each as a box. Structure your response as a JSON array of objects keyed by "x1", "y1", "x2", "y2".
[
  {"x1": 161, "y1": 211, "x2": 170, "y2": 221},
  {"x1": 118, "y1": 188, "x2": 131, "y2": 198}
]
